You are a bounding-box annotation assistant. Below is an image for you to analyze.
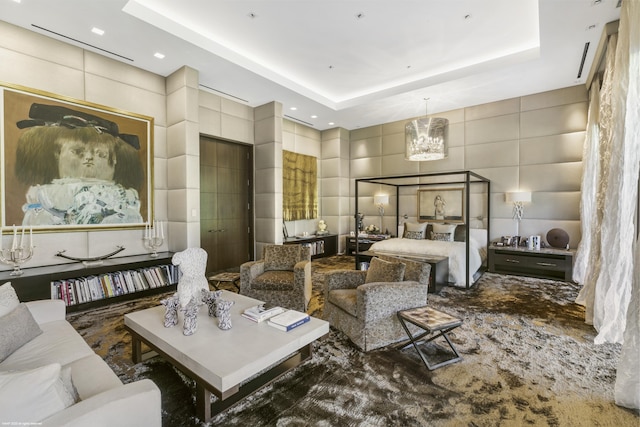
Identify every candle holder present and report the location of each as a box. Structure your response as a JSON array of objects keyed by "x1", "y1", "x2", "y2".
[
  {"x1": 143, "y1": 236, "x2": 164, "y2": 257},
  {"x1": 0, "y1": 245, "x2": 34, "y2": 276}
]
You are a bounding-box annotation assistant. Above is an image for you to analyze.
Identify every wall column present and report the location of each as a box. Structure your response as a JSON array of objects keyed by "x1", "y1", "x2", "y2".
[
  {"x1": 321, "y1": 128, "x2": 350, "y2": 253},
  {"x1": 166, "y1": 66, "x2": 201, "y2": 251}
]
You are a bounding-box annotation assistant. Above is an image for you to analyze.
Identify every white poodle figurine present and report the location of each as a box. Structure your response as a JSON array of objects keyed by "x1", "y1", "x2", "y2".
[{"x1": 172, "y1": 248, "x2": 210, "y2": 309}]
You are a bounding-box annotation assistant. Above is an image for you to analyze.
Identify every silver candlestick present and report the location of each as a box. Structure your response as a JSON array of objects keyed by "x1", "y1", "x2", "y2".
[
  {"x1": 143, "y1": 221, "x2": 164, "y2": 257},
  {"x1": 0, "y1": 245, "x2": 34, "y2": 276}
]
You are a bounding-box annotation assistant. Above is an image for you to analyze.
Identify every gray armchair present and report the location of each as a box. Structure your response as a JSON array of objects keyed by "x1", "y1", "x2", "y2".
[
  {"x1": 240, "y1": 244, "x2": 311, "y2": 312},
  {"x1": 323, "y1": 254, "x2": 431, "y2": 351}
]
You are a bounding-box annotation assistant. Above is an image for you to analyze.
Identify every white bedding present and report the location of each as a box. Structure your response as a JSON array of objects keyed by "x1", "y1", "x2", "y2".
[{"x1": 368, "y1": 236, "x2": 485, "y2": 288}]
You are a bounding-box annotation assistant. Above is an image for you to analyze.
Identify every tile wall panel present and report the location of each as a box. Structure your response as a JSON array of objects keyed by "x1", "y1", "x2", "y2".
[
  {"x1": 381, "y1": 131, "x2": 404, "y2": 155},
  {"x1": 85, "y1": 51, "x2": 165, "y2": 95},
  {"x1": 521, "y1": 85, "x2": 588, "y2": 111},
  {"x1": 520, "y1": 102, "x2": 588, "y2": 138},
  {"x1": 465, "y1": 140, "x2": 519, "y2": 169},
  {"x1": 198, "y1": 106, "x2": 222, "y2": 137},
  {"x1": 221, "y1": 113, "x2": 254, "y2": 144},
  {"x1": 465, "y1": 113, "x2": 520, "y2": 145},
  {"x1": 465, "y1": 98, "x2": 520, "y2": 121},
  {"x1": 418, "y1": 146, "x2": 465, "y2": 173},
  {"x1": 520, "y1": 132, "x2": 585, "y2": 165},
  {"x1": 350, "y1": 136, "x2": 382, "y2": 159}
]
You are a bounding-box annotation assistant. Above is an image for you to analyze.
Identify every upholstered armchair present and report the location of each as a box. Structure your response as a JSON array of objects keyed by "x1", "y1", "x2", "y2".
[
  {"x1": 240, "y1": 244, "x2": 312, "y2": 312},
  {"x1": 323, "y1": 255, "x2": 431, "y2": 351}
]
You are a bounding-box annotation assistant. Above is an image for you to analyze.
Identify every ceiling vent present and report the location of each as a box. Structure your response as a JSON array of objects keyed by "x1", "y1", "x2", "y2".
[
  {"x1": 31, "y1": 24, "x2": 133, "y2": 61},
  {"x1": 577, "y1": 42, "x2": 590, "y2": 79}
]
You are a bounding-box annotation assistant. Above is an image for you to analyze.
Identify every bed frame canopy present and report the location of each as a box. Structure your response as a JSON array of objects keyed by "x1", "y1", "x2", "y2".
[{"x1": 354, "y1": 170, "x2": 491, "y2": 289}]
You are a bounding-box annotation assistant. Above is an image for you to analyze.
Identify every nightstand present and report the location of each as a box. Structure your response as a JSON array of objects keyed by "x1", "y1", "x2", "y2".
[{"x1": 488, "y1": 246, "x2": 575, "y2": 282}]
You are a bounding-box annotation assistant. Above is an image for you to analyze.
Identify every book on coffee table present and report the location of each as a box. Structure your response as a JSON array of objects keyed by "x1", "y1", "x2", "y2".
[
  {"x1": 267, "y1": 310, "x2": 310, "y2": 332},
  {"x1": 242, "y1": 304, "x2": 285, "y2": 323}
]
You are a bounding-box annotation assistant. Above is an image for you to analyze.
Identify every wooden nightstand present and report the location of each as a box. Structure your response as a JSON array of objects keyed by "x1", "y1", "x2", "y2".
[
  {"x1": 488, "y1": 246, "x2": 575, "y2": 282},
  {"x1": 346, "y1": 235, "x2": 390, "y2": 255}
]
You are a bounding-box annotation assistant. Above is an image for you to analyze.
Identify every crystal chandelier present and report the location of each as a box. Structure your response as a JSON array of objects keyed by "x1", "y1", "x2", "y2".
[{"x1": 405, "y1": 99, "x2": 448, "y2": 161}]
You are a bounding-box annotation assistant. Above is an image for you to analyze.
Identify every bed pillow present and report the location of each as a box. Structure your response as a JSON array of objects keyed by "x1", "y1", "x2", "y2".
[
  {"x1": 0, "y1": 303, "x2": 43, "y2": 362},
  {"x1": 0, "y1": 363, "x2": 77, "y2": 423},
  {"x1": 430, "y1": 224, "x2": 457, "y2": 241},
  {"x1": 0, "y1": 282, "x2": 20, "y2": 318},
  {"x1": 403, "y1": 222, "x2": 428, "y2": 240},
  {"x1": 365, "y1": 257, "x2": 406, "y2": 284}
]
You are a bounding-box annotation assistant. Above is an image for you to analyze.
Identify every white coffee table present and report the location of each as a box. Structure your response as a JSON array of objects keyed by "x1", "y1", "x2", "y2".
[{"x1": 124, "y1": 290, "x2": 329, "y2": 421}]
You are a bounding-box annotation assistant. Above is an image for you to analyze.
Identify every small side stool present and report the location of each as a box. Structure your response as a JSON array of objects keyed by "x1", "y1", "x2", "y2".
[
  {"x1": 207, "y1": 272, "x2": 240, "y2": 292},
  {"x1": 396, "y1": 306, "x2": 463, "y2": 370}
]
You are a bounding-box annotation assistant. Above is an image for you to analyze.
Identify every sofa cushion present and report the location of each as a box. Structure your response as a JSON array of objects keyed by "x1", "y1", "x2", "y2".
[
  {"x1": 328, "y1": 289, "x2": 358, "y2": 317},
  {"x1": 264, "y1": 245, "x2": 301, "y2": 271},
  {"x1": 365, "y1": 257, "x2": 405, "y2": 284},
  {"x1": 252, "y1": 270, "x2": 295, "y2": 291},
  {"x1": 0, "y1": 282, "x2": 20, "y2": 317},
  {"x1": 0, "y1": 319, "x2": 94, "y2": 371},
  {"x1": 0, "y1": 363, "x2": 76, "y2": 423},
  {"x1": 0, "y1": 303, "x2": 43, "y2": 363},
  {"x1": 67, "y1": 354, "x2": 123, "y2": 400}
]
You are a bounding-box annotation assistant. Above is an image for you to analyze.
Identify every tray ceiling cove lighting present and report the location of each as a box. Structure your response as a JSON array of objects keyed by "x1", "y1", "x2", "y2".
[{"x1": 405, "y1": 99, "x2": 448, "y2": 161}]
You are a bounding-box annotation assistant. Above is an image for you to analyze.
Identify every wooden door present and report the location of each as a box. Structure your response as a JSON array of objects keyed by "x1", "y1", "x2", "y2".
[{"x1": 200, "y1": 136, "x2": 253, "y2": 274}]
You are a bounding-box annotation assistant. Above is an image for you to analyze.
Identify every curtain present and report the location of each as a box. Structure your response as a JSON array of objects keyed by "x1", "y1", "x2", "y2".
[
  {"x1": 575, "y1": 0, "x2": 639, "y2": 410},
  {"x1": 282, "y1": 150, "x2": 318, "y2": 221}
]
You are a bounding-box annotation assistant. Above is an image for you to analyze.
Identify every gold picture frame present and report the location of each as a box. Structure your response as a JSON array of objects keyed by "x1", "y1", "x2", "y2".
[
  {"x1": 1, "y1": 82, "x2": 154, "y2": 232},
  {"x1": 418, "y1": 187, "x2": 465, "y2": 223}
]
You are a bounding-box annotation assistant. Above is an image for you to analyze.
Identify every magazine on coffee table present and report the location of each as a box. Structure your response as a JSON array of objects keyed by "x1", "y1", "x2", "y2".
[{"x1": 242, "y1": 304, "x2": 285, "y2": 322}]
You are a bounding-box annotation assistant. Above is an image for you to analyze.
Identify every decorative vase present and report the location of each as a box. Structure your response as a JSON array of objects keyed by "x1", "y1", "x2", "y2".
[
  {"x1": 182, "y1": 298, "x2": 199, "y2": 336},
  {"x1": 160, "y1": 294, "x2": 180, "y2": 328},
  {"x1": 216, "y1": 299, "x2": 234, "y2": 330},
  {"x1": 201, "y1": 289, "x2": 222, "y2": 317}
]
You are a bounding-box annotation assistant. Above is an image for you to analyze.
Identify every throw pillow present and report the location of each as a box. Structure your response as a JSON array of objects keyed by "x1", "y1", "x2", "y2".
[
  {"x1": 431, "y1": 232, "x2": 453, "y2": 241},
  {"x1": 0, "y1": 363, "x2": 77, "y2": 423},
  {"x1": 365, "y1": 257, "x2": 406, "y2": 284},
  {"x1": 0, "y1": 282, "x2": 20, "y2": 318},
  {"x1": 0, "y1": 303, "x2": 43, "y2": 363},
  {"x1": 264, "y1": 245, "x2": 301, "y2": 271},
  {"x1": 403, "y1": 222, "x2": 427, "y2": 239}
]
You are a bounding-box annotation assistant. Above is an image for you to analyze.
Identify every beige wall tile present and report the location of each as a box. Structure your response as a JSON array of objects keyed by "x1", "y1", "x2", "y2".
[
  {"x1": 418, "y1": 146, "x2": 465, "y2": 173},
  {"x1": 153, "y1": 125, "x2": 167, "y2": 159},
  {"x1": 350, "y1": 157, "x2": 381, "y2": 178},
  {"x1": 520, "y1": 102, "x2": 588, "y2": 138},
  {"x1": 381, "y1": 132, "x2": 404, "y2": 155},
  {"x1": 465, "y1": 140, "x2": 519, "y2": 169},
  {"x1": 321, "y1": 159, "x2": 341, "y2": 179},
  {"x1": 465, "y1": 113, "x2": 520, "y2": 145},
  {"x1": 255, "y1": 168, "x2": 281, "y2": 194},
  {"x1": 382, "y1": 153, "x2": 420, "y2": 176},
  {"x1": 167, "y1": 122, "x2": 187, "y2": 158},
  {"x1": 350, "y1": 125, "x2": 381, "y2": 141},
  {"x1": 470, "y1": 166, "x2": 520, "y2": 193},
  {"x1": 221, "y1": 113, "x2": 254, "y2": 143},
  {"x1": 255, "y1": 143, "x2": 281, "y2": 170},
  {"x1": 351, "y1": 136, "x2": 382, "y2": 159},
  {"x1": 199, "y1": 89, "x2": 222, "y2": 111},
  {"x1": 221, "y1": 98, "x2": 253, "y2": 120},
  {"x1": 165, "y1": 66, "x2": 198, "y2": 94},
  {"x1": 527, "y1": 191, "x2": 580, "y2": 220},
  {"x1": 282, "y1": 129, "x2": 295, "y2": 151},
  {"x1": 520, "y1": 162, "x2": 582, "y2": 192},
  {"x1": 198, "y1": 106, "x2": 222, "y2": 138},
  {"x1": 154, "y1": 158, "x2": 168, "y2": 191},
  {"x1": 521, "y1": 85, "x2": 588, "y2": 111},
  {"x1": 465, "y1": 97, "x2": 520, "y2": 121},
  {"x1": 382, "y1": 120, "x2": 405, "y2": 135},
  {"x1": 85, "y1": 51, "x2": 165, "y2": 95},
  {"x1": 520, "y1": 132, "x2": 585, "y2": 165}
]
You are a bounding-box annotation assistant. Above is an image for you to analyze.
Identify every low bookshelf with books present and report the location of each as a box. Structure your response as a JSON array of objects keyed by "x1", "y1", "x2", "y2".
[{"x1": 0, "y1": 252, "x2": 178, "y2": 312}]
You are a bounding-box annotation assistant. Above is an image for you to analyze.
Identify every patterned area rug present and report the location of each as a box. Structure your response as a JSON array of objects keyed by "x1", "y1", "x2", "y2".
[{"x1": 67, "y1": 256, "x2": 639, "y2": 427}]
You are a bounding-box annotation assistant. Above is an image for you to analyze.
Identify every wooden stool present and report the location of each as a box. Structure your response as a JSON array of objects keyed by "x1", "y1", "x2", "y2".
[
  {"x1": 207, "y1": 272, "x2": 240, "y2": 292},
  {"x1": 396, "y1": 306, "x2": 463, "y2": 370}
]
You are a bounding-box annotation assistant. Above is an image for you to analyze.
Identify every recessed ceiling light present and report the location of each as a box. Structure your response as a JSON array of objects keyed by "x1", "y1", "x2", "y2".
[
  {"x1": 290, "y1": 107, "x2": 297, "y2": 111},
  {"x1": 154, "y1": 52, "x2": 165, "y2": 59},
  {"x1": 328, "y1": 122, "x2": 335, "y2": 126},
  {"x1": 12, "y1": 0, "x2": 21, "y2": 3},
  {"x1": 91, "y1": 27, "x2": 105, "y2": 36},
  {"x1": 311, "y1": 115, "x2": 318, "y2": 119}
]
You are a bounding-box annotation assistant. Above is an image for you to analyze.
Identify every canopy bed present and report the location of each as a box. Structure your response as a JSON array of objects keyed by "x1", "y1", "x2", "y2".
[{"x1": 354, "y1": 171, "x2": 491, "y2": 289}]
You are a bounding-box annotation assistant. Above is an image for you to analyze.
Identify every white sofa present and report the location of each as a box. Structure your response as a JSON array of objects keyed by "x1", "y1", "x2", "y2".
[{"x1": 0, "y1": 299, "x2": 162, "y2": 427}]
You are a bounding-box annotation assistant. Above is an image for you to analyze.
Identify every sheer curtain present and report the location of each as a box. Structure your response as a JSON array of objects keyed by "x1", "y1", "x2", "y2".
[{"x1": 573, "y1": 0, "x2": 639, "y2": 410}]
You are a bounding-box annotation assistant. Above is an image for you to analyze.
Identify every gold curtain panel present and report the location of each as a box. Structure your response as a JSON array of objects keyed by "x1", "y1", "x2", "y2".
[{"x1": 283, "y1": 150, "x2": 318, "y2": 221}]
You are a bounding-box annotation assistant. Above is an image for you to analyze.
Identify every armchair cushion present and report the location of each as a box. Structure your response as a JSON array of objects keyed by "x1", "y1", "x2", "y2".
[
  {"x1": 252, "y1": 270, "x2": 295, "y2": 291},
  {"x1": 365, "y1": 257, "x2": 405, "y2": 284},
  {"x1": 328, "y1": 289, "x2": 357, "y2": 317},
  {"x1": 264, "y1": 245, "x2": 302, "y2": 271}
]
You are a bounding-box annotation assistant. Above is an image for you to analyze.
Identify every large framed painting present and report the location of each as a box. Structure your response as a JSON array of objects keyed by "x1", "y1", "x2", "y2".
[
  {"x1": 418, "y1": 187, "x2": 464, "y2": 223},
  {"x1": 1, "y1": 83, "x2": 154, "y2": 232}
]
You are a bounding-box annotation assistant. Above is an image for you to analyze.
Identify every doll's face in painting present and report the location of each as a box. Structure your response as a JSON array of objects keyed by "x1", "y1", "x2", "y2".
[{"x1": 57, "y1": 139, "x2": 116, "y2": 180}]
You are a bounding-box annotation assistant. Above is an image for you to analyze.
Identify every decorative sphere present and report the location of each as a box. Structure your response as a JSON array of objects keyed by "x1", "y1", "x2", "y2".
[{"x1": 546, "y1": 228, "x2": 570, "y2": 249}]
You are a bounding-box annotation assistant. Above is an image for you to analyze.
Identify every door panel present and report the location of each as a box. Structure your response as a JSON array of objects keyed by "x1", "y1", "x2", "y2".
[{"x1": 199, "y1": 137, "x2": 253, "y2": 275}]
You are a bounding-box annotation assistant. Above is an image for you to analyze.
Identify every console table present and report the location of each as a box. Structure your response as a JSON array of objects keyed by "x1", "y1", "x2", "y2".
[
  {"x1": 488, "y1": 246, "x2": 575, "y2": 281},
  {"x1": 346, "y1": 235, "x2": 391, "y2": 255}
]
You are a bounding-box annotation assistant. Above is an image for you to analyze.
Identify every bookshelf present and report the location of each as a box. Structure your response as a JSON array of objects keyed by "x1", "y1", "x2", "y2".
[
  {"x1": 283, "y1": 234, "x2": 337, "y2": 259},
  {"x1": 0, "y1": 252, "x2": 178, "y2": 312}
]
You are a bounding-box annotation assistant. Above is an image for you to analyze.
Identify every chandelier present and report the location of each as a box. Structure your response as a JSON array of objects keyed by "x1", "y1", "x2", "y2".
[{"x1": 405, "y1": 99, "x2": 448, "y2": 161}]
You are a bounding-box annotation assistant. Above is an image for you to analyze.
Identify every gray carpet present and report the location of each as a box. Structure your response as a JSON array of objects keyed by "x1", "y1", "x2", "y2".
[{"x1": 67, "y1": 256, "x2": 639, "y2": 427}]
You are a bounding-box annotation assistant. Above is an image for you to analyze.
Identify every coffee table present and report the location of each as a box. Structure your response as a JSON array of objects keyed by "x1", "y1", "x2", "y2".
[{"x1": 124, "y1": 291, "x2": 329, "y2": 422}]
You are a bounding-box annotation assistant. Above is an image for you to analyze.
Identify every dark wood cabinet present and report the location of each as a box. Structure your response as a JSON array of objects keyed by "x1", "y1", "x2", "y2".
[
  {"x1": 346, "y1": 235, "x2": 390, "y2": 255},
  {"x1": 488, "y1": 246, "x2": 575, "y2": 281},
  {"x1": 1, "y1": 252, "x2": 177, "y2": 312},
  {"x1": 284, "y1": 234, "x2": 337, "y2": 259}
]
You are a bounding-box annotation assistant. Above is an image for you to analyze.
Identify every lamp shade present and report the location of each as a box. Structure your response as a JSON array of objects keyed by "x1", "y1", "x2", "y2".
[
  {"x1": 405, "y1": 117, "x2": 448, "y2": 161},
  {"x1": 374, "y1": 195, "x2": 389, "y2": 205},
  {"x1": 505, "y1": 191, "x2": 531, "y2": 203}
]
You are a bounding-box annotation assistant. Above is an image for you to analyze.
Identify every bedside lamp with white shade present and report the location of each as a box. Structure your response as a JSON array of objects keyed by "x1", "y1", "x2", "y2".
[{"x1": 374, "y1": 195, "x2": 389, "y2": 232}]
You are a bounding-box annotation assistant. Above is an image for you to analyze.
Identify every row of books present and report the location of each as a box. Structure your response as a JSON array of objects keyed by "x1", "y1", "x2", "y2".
[
  {"x1": 300, "y1": 240, "x2": 325, "y2": 256},
  {"x1": 51, "y1": 264, "x2": 181, "y2": 306},
  {"x1": 242, "y1": 304, "x2": 310, "y2": 332}
]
